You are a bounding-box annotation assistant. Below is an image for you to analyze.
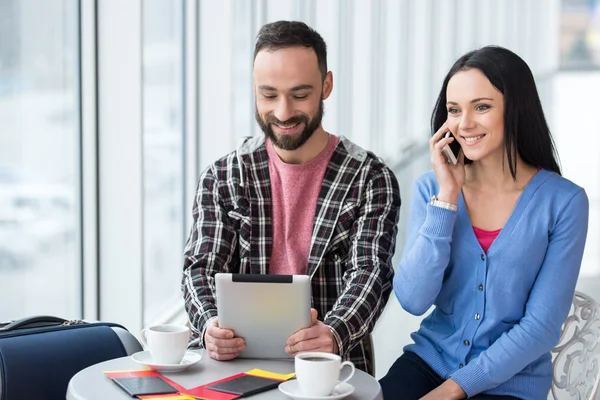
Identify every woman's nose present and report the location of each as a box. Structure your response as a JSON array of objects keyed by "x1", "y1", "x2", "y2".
[{"x1": 459, "y1": 111, "x2": 477, "y2": 130}]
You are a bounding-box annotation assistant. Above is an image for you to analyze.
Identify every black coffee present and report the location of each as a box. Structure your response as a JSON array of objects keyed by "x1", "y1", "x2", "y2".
[{"x1": 302, "y1": 357, "x2": 331, "y2": 362}]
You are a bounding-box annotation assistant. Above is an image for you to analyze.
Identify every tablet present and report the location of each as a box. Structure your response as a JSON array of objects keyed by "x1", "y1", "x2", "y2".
[{"x1": 215, "y1": 273, "x2": 312, "y2": 359}]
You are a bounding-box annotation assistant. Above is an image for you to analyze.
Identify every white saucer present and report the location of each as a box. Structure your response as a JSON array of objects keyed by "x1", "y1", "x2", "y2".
[
  {"x1": 278, "y1": 380, "x2": 354, "y2": 400},
  {"x1": 131, "y1": 350, "x2": 202, "y2": 372}
]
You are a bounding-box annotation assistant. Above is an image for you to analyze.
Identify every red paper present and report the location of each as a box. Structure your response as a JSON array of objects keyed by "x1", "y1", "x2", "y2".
[{"x1": 179, "y1": 373, "x2": 247, "y2": 400}]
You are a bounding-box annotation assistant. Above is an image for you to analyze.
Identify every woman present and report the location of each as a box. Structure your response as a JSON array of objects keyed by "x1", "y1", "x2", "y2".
[{"x1": 379, "y1": 46, "x2": 589, "y2": 399}]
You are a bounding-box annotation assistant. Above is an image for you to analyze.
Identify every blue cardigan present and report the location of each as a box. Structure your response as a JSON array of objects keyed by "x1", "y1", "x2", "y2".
[{"x1": 394, "y1": 169, "x2": 588, "y2": 399}]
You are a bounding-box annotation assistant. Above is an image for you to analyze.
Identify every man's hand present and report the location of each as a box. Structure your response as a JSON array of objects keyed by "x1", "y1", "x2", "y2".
[
  {"x1": 285, "y1": 309, "x2": 339, "y2": 356},
  {"x1": 419, "y1": 379, "x2": 466, "y2": 400},
  {"x1": 204, "y1": 318, "x2": 245, "y2": 361}
]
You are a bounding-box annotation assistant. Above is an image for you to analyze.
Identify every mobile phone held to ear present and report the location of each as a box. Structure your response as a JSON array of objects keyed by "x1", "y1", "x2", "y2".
[{"x1": 441, "y1": 131, "x2": 461, "y2": 164}]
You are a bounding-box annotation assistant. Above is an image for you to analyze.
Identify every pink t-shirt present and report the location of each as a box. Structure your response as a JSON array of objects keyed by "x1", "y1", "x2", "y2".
[
  {"x1": 473, "y1": 226, "x2": 501, "y2": 253},
  {"x1": 266, "y1": 135, "x2": 339, "y2": 275}
]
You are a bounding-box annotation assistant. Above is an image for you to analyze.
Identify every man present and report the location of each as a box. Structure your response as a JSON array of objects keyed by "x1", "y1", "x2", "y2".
[{"x1": 182, "y1": 20, "x2": 400, "y2": 374}]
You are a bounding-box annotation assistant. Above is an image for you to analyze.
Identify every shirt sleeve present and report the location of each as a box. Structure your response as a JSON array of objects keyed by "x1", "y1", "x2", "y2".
[
  {"x1": 394, "y1": 177, "x2": 458, "y2": 316},
  {"x1": 324, "y1": 166, "x2": 401, "y2": 356},
  {"x1": 181, "y1": 164, "x2": 238, "y2": 348},
  {"x1": 450, "y1": 189, "x2": 589, "y2": 397}
]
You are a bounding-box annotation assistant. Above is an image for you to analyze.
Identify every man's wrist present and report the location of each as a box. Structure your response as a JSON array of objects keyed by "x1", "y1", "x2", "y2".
[
  {"x1": 328, "y1": 326, "x2": 341, "y2": 355},
  {"x1": 201, "y1": 315, "x2": 218, "y2": 348}
]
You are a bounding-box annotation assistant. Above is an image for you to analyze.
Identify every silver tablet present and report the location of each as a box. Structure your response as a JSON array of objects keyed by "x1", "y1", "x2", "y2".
[{"x1": 215, "y1": 273, "x2": 312, "y2": 359}]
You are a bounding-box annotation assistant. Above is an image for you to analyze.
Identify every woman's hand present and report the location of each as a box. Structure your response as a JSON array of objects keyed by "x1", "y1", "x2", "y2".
[
  {"x1": 430, "y1": 122, "x2": 465, "y2": 205},
  {"x1": 419, "y1": 379, "x2": 466, "y2": 400}
]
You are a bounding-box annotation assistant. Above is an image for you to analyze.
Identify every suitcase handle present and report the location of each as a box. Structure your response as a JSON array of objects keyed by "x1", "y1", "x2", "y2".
[{"x1": 0, "y1": 315, "x2": 68, "y2": 332}]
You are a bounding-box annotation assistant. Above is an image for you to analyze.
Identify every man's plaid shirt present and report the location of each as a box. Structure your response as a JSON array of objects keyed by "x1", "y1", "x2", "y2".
[{"x1": 182, "y1": 135, "x2": 401, "y2": 374}]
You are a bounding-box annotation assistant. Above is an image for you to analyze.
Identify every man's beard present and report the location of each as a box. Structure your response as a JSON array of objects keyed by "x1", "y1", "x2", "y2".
[{"x1": 255, "y1": 100, "x2": 324, "y2": 151}]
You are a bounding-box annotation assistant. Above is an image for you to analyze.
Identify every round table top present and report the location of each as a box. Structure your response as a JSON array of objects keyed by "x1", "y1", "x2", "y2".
[{"x1": 66, "y1": 350, "x2": 382, "y2": 400}]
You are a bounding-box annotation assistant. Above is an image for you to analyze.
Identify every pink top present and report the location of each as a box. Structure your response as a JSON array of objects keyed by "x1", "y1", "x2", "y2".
[
  {"x1": 473, "y1": 226, "x2": 501, "y2": 253},
  {"x1": 472, "y1": 167, "x2": 540, "y2": 252},
  {"x1": 266, "y1": 135, "x2": 339, "y2": 275}
]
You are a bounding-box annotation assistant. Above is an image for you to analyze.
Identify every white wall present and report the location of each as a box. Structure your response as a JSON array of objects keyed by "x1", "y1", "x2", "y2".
[{"x1": 197, "y1": 0, "x2": 560, "y2": 173}]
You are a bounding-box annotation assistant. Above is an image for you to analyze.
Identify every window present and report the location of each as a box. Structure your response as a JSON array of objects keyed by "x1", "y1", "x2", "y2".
[
  {"x1": 0, "y1": 0, "x2": 81, "y2": 320},
  {"x1": 560, "y1": 0, "x2": 600, "y2": 70},
  {"x1": 142, "y1": 0, "x2": 185, "y2": 324},
  {"x1": 556, "y1": 0, "x2": 600, "y2": 295}
]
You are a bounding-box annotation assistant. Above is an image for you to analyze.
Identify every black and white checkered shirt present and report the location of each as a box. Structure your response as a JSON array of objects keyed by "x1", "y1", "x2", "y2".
[{"x1": 182, "y1": 135, "x2": 401, "y2": 374}]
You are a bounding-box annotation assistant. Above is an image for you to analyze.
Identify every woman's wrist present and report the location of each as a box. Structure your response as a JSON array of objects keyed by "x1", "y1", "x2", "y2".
[
  {"x1": 446, "y1": 379, "x2": 467, "y2": 399},
  {"x1": 419, "y1": 379, "x2": 466, "y2": 400},
  {"x1": 436, "y1": 191, "x2": 459, "y2": 206}
]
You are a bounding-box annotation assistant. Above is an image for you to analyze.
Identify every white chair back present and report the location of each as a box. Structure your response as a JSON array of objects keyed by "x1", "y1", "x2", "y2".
[{"x1": 550, "y1": 291, "x2": 600, "y2": 399}]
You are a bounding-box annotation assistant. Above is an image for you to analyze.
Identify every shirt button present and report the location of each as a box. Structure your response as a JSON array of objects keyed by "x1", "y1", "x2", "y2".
[
  {"x1": 478, "y1": 284, "x2": 484, "y2": 291},
  {"x1": 459, "y1": 363, "x2": 464, "y2": 368},
  {"x1": 481, "y1": 254, "x2": 485, "y2": 261},
  {"x1": 464, "y1": 339, "x2": 470, "y2": 346},
  {"x1": 475, "y1": 313, "x2": 481, "y2": 320}
]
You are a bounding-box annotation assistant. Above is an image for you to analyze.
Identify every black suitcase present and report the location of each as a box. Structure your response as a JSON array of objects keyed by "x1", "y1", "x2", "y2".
[{"x1": 0, "y1": 315, "x2": 142, "y2": 400}]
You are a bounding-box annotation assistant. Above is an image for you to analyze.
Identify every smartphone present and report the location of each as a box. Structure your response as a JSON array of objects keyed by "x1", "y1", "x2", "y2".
[{"x1": 441, "y1": 131, "x2": 461, "y2": 164}]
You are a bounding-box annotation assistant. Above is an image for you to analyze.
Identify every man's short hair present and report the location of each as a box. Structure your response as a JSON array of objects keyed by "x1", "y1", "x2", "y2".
[{"x1": 254, "y1": 20, "x2": 328, "y2": 80}]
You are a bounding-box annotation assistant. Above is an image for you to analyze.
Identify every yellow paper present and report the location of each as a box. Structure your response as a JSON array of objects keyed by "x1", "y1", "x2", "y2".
[
  {"x1": 245, "y1": 368, "x2": 296, "y2": 381},
  {"x1": 139, "y1": 396, "x2": 195, "y2": 400}
]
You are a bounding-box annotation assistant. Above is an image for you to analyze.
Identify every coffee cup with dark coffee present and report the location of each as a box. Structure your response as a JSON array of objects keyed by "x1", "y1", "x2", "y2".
[{"x1": 294, "y1": 352, "x2": 355, "y2": 396}]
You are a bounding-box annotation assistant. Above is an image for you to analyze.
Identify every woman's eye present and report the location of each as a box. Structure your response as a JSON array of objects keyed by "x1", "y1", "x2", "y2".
[
  {"x1": 476, "y1": 104, "x2": 491, "y2": 111},
  {"x1": 447, "y1": 108, "x2": 459, "y2": 114}
]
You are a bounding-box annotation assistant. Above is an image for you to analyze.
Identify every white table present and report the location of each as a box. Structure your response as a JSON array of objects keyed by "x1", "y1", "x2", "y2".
[{"x1": 66, "y1": 350, "x2": 383, "y2": 399}]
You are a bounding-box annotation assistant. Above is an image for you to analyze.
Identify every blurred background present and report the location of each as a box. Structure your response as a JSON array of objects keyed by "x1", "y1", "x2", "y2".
[{"x1": 0, "y1": 0, "x2": 598, "y2": 383}]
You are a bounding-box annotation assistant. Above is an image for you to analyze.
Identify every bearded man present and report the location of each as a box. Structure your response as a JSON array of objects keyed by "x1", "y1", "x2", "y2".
[{"x1": 181, "y1": 20, "x2": 401, "y2": 374}]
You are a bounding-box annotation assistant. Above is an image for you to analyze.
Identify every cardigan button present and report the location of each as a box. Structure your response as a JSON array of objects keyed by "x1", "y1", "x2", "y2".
[
  {"x1": 481, "y1": 254, "x2": 485, "y2": 261},
  {"x1": 464, "y1": 339, "x2": 470, "y2": 346},
  {"x1": 478, "y1": 284, "x2": 484, "y2": 291}
]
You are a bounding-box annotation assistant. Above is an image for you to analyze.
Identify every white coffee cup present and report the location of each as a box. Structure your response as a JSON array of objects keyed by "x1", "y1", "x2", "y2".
[
  {"x1": 139, "y1": 325, "x2": 190, "y2": 365},
  {"x1": 295, "y1": 352, "x2": 355, "y2": 397}
]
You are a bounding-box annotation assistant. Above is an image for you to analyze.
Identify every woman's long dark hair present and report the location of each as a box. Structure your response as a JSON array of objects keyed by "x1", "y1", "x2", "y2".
[{"x1": 431, "y1": 46, "x2": 561, "y2": 178}]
